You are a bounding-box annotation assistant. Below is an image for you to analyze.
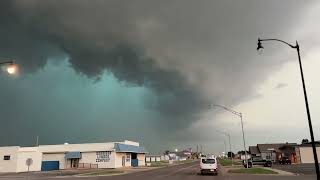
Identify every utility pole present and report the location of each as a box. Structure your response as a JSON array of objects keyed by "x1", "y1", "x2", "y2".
[
  {"x1": 36, "y1": 136, "x2": 39, "y2": 146},
  {"x1": 227, "y1": 133, "x2": 233, "y2": 166},
  {"x1": 212, "y1": 104, "x2": 248, "y2": 168},
  {"x1": 257, "y1": 38, "x2": 320, "y2": 179},
  {"x1": 223, "y1": 140, "x2": 227, "y2": 156}
]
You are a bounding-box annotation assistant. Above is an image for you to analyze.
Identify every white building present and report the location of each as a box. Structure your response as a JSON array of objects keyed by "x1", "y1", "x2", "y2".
[
  {"x1": 145, "y1": 155, "x2": 161, "y2": 162},
  {"x1": 295, "y1": 144, "x2": 320, "y2": 163},
  {"x1": 0, "y1": 140, "x2": 146, "y2": 173}
]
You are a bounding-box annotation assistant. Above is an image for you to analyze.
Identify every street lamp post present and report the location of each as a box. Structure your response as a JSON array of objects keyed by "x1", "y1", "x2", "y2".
[
  {"x1": 218, "y1": 130, "x2": 233, "y2": 166},
  {"x1": 212, "y1": 104, "x2": 248, "y2": 168},
  {"x1": 257, "y1": 38, "x2": 320, "y2": 179}
]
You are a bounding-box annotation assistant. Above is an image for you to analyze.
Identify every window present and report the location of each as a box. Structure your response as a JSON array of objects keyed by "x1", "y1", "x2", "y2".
[
  {"x1": 3, "y1": 155, "x2": 10, "y2": 160},
  {"x1": 126, "y1": 154, "x2": 131, "y2": 162},
  {"x1": 202, "y1": 158, "x2": 215, "y2": 164},
  {"x1": 266, "y1": 155, "x2": 271, "y2": 160}
]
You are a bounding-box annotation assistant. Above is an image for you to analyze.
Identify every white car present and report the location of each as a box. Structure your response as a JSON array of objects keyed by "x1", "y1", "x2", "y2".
[{"x1": 200, "y1": 156, "x2": 218, "y2": 175}]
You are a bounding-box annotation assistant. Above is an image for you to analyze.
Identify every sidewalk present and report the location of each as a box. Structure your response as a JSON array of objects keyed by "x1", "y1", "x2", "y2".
[{"x1": 263, "y1": 167, "x2": 296, "y2": 176}]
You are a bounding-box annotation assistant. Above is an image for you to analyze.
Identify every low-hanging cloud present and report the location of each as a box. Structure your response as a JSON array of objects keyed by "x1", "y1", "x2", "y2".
[{"x1": 0, "y1": 0, "x2": 316, "y2": 146}]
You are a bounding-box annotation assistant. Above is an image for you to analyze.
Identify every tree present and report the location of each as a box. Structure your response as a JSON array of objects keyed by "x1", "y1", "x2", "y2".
[
  {"x1": 302, "y1": 139, "x2": 309, "y2": 144},
  {"x1": 227, "y1": 151, "x2": 235, "y2": 158},
  {"x1": 164, "y1": 150, "x2": 170, "y2": 155}
]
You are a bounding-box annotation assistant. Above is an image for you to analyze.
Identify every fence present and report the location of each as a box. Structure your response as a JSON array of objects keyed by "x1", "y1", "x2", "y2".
[{"x1": 77, "y1": 163, "x2": 98, "y2": 169}]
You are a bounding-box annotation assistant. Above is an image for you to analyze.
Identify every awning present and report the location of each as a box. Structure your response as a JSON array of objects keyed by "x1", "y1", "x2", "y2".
[
  {"x1": 114, "y1": 143, "x2": 147, "y2": 153},
  {"x1": 65, "y1": 152, "x2": 81, "y2": 159}
]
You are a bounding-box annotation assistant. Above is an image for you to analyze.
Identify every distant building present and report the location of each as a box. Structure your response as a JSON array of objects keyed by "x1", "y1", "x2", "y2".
[
  {"x1": 295, "y1": 143, "x2": 320, "y2": 163},
  {"x1": 145, "y1": 155, "x2": 162, "y2": 162},
  {"x1": 0, "y1": 140, "x2": 146, "y2": 173},
  {"x1": 249, "y1": 143, "x2": 297, "y2": 163}
]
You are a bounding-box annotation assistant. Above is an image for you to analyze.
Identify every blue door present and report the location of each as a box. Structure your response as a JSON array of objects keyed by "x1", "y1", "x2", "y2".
[
  {"x1": 41, "y1": 161, "x2": 59, "y2": 171},
  {"x1": 131, "y1": 159, "x2": 139, "y2": 167}
]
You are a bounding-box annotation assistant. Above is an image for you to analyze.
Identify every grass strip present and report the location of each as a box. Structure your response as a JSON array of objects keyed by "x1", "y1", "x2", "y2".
[
  {"x1": 228, "y1": 168, "x2": 278, "y2": 174},
  {"x1": 219, "y1": 158, "x2": 240, "y2": 166}
]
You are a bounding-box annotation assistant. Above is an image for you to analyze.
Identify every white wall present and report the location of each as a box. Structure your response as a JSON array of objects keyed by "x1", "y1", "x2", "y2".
[
  {"x1": 145, "y1": 157, "x2": 151, "y2": 162},
  {"x1": 0, "y1": 141, "x2": 143, "y2": 172},
  {"x1": 156, "y1": 157, "x2": 161, "y2": 162},
  {"x1": 151, "y1": 157, "x2": 156, "y2": 162},
  {"x1": 39, "y1": 143, "x2": 115, "y2": 153},
  {"x1": 42, "y1": 153, "x2": 66, "y2": 169},
  {"x1": 80, "y1": 151, "x2": 116, "y2": 168},
  {"x1": 125, "y1": 153, "x2": 131, "y2": 167},
  {"x1": 299, "y1": 147, "x2": 320, "y2": 163},
  {"x1": 137, "y1": 154, "x2": 145, "y2": 166},
  {"x1": 16, "y1": 150, "x2": 42, "y2": 172},
  {"x1": 115, "y1": 153, "x2": 126, "y2": 168},
  {"x1": 0, "y1": 147, "x2": 19, "y2": 172}
]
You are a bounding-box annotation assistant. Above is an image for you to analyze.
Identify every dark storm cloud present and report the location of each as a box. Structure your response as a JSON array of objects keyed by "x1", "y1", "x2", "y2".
[
  {"x1": 0, "y1": 0, "x2": 211, "y2": 129},
  {"x1": 0, "y1": 0, "x2": 316, "y2": 147}
]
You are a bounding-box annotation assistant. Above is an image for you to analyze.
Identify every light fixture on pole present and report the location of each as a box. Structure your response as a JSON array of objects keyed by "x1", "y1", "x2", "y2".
[
  {"x1": 211, "y1": 104, "x2": 248, "y2": 168},
  {"x1": 0, "y1": 61, "x2": 17, "y2": 75},
  {"x1": 217, "y1": 130, "x2": 233, "y2": 166},
  {"x1": 257, "y1": 38, "x2": 319, "y2": 179}
]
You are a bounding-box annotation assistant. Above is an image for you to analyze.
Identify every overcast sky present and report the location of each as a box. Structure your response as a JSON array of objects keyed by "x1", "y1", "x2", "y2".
[{"x1": 1, "y1": 0, "x2": 320, "y2": 154}]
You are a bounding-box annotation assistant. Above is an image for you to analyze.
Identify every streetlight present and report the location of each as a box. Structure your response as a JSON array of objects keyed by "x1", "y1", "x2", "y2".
[
  {"x1": 211, "y1": 104, "x2": 248, "y2": 168},
  {"x1": 217, "y1": 130, "x2": 233, "y2": 166},
  {"x1": 0, "y1": 61, "x2": 17, "y2": 75},
  {"x1": 257, "y1": 38, "x2": 320, "y2": 179}
]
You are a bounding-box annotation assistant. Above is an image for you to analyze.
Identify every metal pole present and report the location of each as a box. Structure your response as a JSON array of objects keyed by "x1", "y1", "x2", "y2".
[
  {"x1": 240, "y1": 113, "x2": 249, "y2": 168},
  {"x1": 227, "y1": 134, "x2": 233, "y2": 166},
  {"x1": 296, "y1": 42, "x2": 320, "y2": 179},
  {"x1": 223, "y1": 139, "x2": 227, "y2": 156}
]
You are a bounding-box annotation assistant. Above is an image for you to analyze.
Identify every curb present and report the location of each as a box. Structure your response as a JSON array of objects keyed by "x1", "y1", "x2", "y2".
[{"x1": 262, "y1": 167, "x2": 296, "y2": 176}]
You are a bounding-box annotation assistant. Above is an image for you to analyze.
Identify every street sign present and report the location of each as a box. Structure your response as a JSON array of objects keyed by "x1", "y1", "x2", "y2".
[
  {"x1": 26, "y1": 158, "x2": 33, "y2": 166},
  {"x1": 26, "y1": 158, "x2": 33, "y2": 172}
]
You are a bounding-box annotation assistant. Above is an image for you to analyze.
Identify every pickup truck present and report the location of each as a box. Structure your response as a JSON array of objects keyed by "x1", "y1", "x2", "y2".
[
  {"x1": 279, "y1": 157, "x2": 292, "y2": 165},
  {"x1": 243, "y1": 157, "x2": 272, "y2": 168}
]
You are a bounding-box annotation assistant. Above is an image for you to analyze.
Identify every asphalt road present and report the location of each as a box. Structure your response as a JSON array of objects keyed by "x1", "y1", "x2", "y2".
[
  {"x1": 0, "y1": 161, "x2": 317, "y2": 180},
  {"x1": 272, "y1": 163, "x2": 317, "y2": 175}
]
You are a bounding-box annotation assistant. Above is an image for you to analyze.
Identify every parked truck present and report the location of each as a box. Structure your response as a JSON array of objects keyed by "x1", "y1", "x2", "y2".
[{"x1": 243, "y1": 157, "x2": 272, "y2": 168}]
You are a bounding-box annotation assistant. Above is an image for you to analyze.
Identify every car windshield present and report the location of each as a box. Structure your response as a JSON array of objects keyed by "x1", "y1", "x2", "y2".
[{"x1": 202, "y1": 159, "x2": 215, "y2": 164}]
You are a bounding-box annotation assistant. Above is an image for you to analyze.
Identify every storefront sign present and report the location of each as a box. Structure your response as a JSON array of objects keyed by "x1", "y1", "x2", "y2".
[{"x1": 96, "y1": 151, "x2": 111, "y2": 162}]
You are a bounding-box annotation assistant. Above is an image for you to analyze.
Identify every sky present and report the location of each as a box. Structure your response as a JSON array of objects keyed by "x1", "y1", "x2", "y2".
[{"x1": 1, "y1": 0, "x2": 320, "y2": 154}]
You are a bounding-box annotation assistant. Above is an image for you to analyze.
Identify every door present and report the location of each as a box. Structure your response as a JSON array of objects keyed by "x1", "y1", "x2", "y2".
[
  {"x1": 122, "y1": 156, "x2": 125, "y2": 167},
  {"x1": 41, "y1": 161, "x2": 59, "y2": 171},
  {"x1": 71, "y1": 158, "x2": 79, "y2": 168}
]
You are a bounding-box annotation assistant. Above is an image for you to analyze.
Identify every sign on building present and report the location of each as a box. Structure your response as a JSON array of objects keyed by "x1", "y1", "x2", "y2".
[{"x1": 96, "y1": 151, "x2": 111, "y2": 162}]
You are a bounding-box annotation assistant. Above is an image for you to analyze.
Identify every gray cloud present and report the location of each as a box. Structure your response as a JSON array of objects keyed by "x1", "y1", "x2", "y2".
[{"x1": 0, "y1": 0, "x2": 317, "y2": 150}]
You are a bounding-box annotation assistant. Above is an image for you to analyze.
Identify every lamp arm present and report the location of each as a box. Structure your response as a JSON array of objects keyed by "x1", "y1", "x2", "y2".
[
  {"x1": 0, "y1": 61, "x2": 13, "y2": 65},
  {"x1": 213, "y1": 104, "x2": 242, "y2": 117},
  {"x1": 259, "y1": 38, "x2": 297, "y2": 49}
]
